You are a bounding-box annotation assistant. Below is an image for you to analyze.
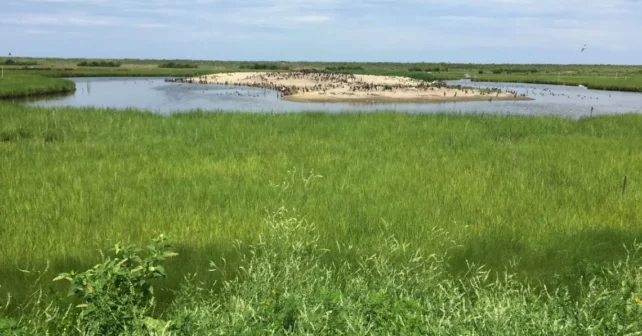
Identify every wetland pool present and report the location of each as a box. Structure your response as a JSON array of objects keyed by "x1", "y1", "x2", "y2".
[{"x1": 27, "y1": 77, "x2": 642, "y2": 118}]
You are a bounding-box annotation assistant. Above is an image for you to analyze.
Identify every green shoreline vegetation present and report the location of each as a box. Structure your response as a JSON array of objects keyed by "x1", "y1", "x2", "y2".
[
  {"x1": 0, "y1": 72, "x2": 76, "y2": 99},
  {"x1": 77, "y1": 60, "x2": 122, "y2": 67},
  {"x1": 2, "y1": 101, "x2": 642, "y2": 333},
  {"x1": 1, "y1": 57, "x2": 641, "y2": 100}
]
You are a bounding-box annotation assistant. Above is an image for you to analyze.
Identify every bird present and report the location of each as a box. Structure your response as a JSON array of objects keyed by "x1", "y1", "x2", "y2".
[{"x1": 581, "y1": 44, "x2": 588, "y2": 52}]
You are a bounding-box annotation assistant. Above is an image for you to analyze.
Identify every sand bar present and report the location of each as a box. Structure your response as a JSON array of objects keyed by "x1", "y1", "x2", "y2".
[{"x1": 175, "y1": 72, "x2": 533, "y2": 103}]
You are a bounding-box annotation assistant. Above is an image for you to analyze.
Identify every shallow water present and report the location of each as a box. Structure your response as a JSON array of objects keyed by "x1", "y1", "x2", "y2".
[{"x1": 27, "y1": 77, "x2": 642, "y2": 118}]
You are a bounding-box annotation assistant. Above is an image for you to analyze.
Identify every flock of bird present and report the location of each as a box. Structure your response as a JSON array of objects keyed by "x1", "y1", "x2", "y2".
[
  {"x1": 166, "y1": 71, "x2": 526, "y2": 100},
  {"x1": 167, "y1": 71, "x2": 449, "y2": 97}
]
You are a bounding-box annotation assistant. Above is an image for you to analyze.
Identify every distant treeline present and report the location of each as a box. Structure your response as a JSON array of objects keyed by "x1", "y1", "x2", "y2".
[
  {"x1": 158, "y1": 62, "x2": 198, "y2": 69},
  {"x1": 77, "y1": 61, "x2": 121, "y2": 67},
  {"x1": 489, "y1": 68, "x2": 539, "y2": 74},
  {"x1": 408, "y1": 67, "x2": 449, "y2": 72},
  {"x1": 3, "y1": 59, "x2": 38, "y2": 66},
  {"x1": 325, "y1": 65, "x2": 365, "y2": 71},
  {"x1": 239, "y1": 63, "x2": 290, "y2": 70}
]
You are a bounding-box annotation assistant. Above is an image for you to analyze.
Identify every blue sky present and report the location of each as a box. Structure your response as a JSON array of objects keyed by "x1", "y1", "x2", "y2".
[{"x1": 2, "y1": 0, "x2": 641, "y2": 64}]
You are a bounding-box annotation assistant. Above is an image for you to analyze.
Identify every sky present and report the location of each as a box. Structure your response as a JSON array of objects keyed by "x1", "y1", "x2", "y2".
[{"x1": 2, "y1": 0, "x2": 641, "y2": 64}]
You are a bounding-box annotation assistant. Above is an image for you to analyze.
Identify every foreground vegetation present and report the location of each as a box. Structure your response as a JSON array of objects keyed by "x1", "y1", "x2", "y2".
[
  {"x1": 1, "y1": 103, "x2": 642, "y2": 315},
  {"x1": 4, "y1": 216, "x2": 642, "y2": 335}
]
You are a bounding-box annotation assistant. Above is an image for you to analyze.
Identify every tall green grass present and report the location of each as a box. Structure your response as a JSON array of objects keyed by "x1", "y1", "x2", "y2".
[
  {"x1": 1, "y1": 103, "x2": 642, "y2": 308},
  {"x1": 0, "y1": 73, "x2": 75, "y2": 99},
  {"x1": 4, "y1": 206, "x2": 642, "y2": 334},
  {"x1": 474, "y1": 73, "x2": 642, "y2": 92}
]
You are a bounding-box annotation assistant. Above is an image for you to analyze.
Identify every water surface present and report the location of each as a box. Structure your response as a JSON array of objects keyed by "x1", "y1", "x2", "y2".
[{"x1": 28, "y1": 77, "x2": 642, "y2": 118}]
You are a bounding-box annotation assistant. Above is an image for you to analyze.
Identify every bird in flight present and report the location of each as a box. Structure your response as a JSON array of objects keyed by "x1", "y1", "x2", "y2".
[{"x1": 581, "y1": 44, "x2": 588, "y2": 52}]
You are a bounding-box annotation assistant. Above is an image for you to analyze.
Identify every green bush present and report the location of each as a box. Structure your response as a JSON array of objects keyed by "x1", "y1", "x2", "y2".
[
  {"x1": 53, "y1": 234, "x2": 178, "y2": 335},
  {"x1": 325, "y1": 65, "x2": 365, "y2": 72},
  {"x1": 77, "y1": 61, "x2": 121, "y2": 67},
  {"x1": 239, "y1": 63, "x2": 290, "y2": 70},
  {"x1": 490, "y1": 68, "x2": 538, "y2": 75},
  {"x1": 158, "y1": 62, "x2": 198, "y2": 69},
  {"x1": 3, "y1": 59, "x2": 38, "y2": 66}
]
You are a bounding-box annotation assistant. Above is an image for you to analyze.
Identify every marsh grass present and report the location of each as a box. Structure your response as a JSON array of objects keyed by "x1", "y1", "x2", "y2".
[
  {"x1": 0, "y1": 73, "x2": 75, "y2": 99},
  {"x1": 158, "y1": 62, "x2": 198, "y2": 69},
  {"x1": 1, "y1": 103, "x2": 642, "y2": 311},
  {"x1": 474, "y1": 73, "x2": 642, "y2": 92}
]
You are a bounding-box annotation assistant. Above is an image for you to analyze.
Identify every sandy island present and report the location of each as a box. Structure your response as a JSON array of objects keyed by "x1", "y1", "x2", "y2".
[{"x1": 172, "y1": 72, "x2": 533, "y2": 103}]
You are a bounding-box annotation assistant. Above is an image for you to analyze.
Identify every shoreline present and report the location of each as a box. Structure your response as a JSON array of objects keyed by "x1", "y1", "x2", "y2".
[{"x1": 282, "y1": 93, "x2": 533, "y2": 103}]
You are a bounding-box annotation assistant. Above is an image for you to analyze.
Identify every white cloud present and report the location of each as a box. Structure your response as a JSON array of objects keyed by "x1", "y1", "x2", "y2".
[
  {"x1": 134, "y1": 23, "x2": 167, "y2": 29},
  {"x1": 24, "y1": 29, "x2": 53, "y2": 34},
  {"x1": 290, "y1": 15, "x2": 330, "y2": 23},
  {"x1": 1, "y1": 14, "x2": 116, "y2": 26},
  {"x1": 2, "y1": 0, "x2": 641, "y2": 62}
]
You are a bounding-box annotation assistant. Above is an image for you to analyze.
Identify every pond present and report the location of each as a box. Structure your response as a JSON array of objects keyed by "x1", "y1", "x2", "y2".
[{"x1": 27, "y1": 77, "x2": 642, "y2": 118}]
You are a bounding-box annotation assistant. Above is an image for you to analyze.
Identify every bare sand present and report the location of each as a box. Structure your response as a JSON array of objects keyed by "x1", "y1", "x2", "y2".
[{"x1": 182, "y1": 72, "x2": 533, "y2": 103}]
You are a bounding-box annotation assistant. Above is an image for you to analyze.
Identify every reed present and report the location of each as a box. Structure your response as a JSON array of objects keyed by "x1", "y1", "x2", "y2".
[{"x1": 1, "y1": 104, "x2": 641, "y2": 308}]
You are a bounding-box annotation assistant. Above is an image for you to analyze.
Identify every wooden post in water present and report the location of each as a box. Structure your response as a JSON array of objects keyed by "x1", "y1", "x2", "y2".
[{"x1": 623, "y1": 176, "x2": 628, "y2": 195}]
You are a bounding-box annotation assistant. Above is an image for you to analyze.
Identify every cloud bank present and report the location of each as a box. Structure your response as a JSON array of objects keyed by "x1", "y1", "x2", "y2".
[{"x1": 2, "y1": 0, "x2": 641, "y2": 63}]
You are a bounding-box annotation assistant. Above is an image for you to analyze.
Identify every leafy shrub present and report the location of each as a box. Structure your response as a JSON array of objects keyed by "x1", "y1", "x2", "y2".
[
  {"x1": 239, "y1": 63, "x2": 290, "y2": 70},
  {"x1": 77, "y1": 61, "x2": 121, "y2": 67},
  {"x1": 0, "y1": 318, "x2": 19, "y2": 334},
  {"x1": 3, "y1": 59, "x2": 38, "y2": 66},
  {"x1": 158, "y1": 62, "x2": 198, "y2": 69},
  {"x1": 490, "y1": 68, "x2": 538, "y2": 74},
  {"x1": 53, "y1": 234, "x2": 178, "y2": 335},
  {"x1": 325, "y1": 65, "x2": 365, "y2": 72}
]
